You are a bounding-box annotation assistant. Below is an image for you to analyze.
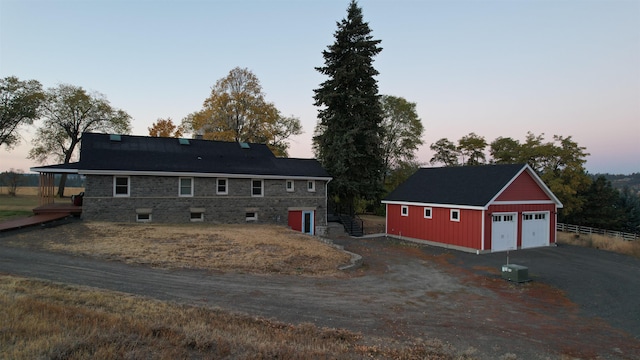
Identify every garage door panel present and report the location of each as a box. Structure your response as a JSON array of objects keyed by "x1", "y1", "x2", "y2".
[
  {"x1": 492, "y1": 213, "x2": 517, "y2": 252},
  {"x1": 522, "y1": 212, "x2": 549, "y2": 248}
]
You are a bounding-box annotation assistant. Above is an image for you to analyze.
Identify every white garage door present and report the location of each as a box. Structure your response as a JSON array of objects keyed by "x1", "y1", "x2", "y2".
[
  {"x1": 522, "y1": 212, "x2": 549, "y2": 248},
  {"x1": 491, "y1": 213, "x2": 517, "y2": 252}
]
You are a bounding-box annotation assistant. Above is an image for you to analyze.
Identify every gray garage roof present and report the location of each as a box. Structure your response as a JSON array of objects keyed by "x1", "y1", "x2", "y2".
[
  {"x1": 383, "y1": 164, "x2": 561, "y2": 208},
  {"x1": 31, "y1": 133, "x2": 331, "y2": 179}
]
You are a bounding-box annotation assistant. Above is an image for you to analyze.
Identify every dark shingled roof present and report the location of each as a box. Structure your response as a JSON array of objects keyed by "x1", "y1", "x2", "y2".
[
  {"x1": 383, "y1": 164, "x2": 527, "y2": 207},
  {"x1": 33, "y1": 133, "x2": 330, "y2": 178}
]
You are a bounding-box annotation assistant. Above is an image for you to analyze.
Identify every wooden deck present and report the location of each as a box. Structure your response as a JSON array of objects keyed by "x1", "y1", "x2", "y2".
[
  {"x1": 32, "y1": 203, "x2": 82, "y2": 216},
  {"x1": 0, "y1": 203, "x2": 81, "y2": 232},
  {"x1": 0, "y1": 213, "x2": 71, "y2": 232}
]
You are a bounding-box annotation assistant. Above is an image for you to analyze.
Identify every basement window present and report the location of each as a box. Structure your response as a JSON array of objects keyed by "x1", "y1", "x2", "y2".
[
  {"x1": 401, "y1": 205, "x2": 408, "y2": 217},
  {"x1": 136, "y1": 213, "x2": 151, "y2": 222},
  {"x1": 450, "y1": 209, "x2": 460, "y2": 222},
  {"x1": 246, "y1": 212, "x2": 258, "y2": 222},
  {"x1": 190, "y1": 212, "x2": 204, "y2": 222},
  {"x1": 136, "y1": 208, "x2": 152, "y2": 223}
]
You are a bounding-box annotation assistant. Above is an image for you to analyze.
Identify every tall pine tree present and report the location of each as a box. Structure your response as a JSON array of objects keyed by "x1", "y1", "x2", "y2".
[{"x1": 313, "y1": 0, "x2": 384, "y2": 210}]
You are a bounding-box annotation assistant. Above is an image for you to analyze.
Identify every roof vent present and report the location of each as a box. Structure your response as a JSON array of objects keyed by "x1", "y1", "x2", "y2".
[
  {"x1": 239, "y1": 142, "x2": 250, "y2": 149},
  {"x1": 179, "y1": 138, "x2": 190, "y2": 145},
  {"x1": 109, "y1": 134, "x2": 121, "y2": 142}
]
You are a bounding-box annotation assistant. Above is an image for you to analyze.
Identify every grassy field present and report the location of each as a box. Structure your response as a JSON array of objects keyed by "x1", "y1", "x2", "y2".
[
  {"x1": 5, "y1": 222, "x2": 352, "y2": 276},
  {"x1": 0, "y1": 188, "x2": 84, "y2": 221},
  {"x1": 0, "y1": 195, "x2": 39, "y2": 220},
  {"x1": 557, "y1": 231, "x2": 640, "y2": 258},
  {"x1": 0, "y1": 186, "x2": 84, "y2": 196},
  {"x1": 0, "y1": 275, "x2": 466, "y2": 360}
]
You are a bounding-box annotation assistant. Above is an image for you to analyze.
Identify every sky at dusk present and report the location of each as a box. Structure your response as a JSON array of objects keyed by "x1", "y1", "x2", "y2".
[{"x1": 1, "y1": 0, "x2": 639, "y2": 174}]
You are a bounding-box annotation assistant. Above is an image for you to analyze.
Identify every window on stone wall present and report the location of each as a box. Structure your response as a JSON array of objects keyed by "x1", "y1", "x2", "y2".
[
  {"x1": 114, "y1": 176, "x2": 130, "y2": 197},
  {"x1": 246, "y1": 212, "x2": 258, "y2": 221},
  {"x1": 179, "y1": 177, "x2": 193, "y2": 197},
  {"x1": 307, "y1": 180, "x2": 316, "y2": 192},
  {"x1": 136, "y1": 213, "x2": 151, "y2": 223},
  {"x1": 286, "y1": 180, "x2": 294, "y2": 192},
  {"x1": 190, "y1": 212, "x2": 204, "y2": 222},
  {"x1": 217, "y1": 178, "x2": 228, "y2": 195},
  {"x1": 251, "y1": 179, "x2": 263, "y2": 197}
]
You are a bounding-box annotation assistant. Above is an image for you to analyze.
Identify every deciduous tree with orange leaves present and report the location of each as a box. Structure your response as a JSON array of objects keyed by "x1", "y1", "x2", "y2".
[
  {"x1": 148, "y1": 118, "x2": 184, "y2": 138},
  {"x1": 182, "y1": 67, "x2": 301, "y2": 157}
]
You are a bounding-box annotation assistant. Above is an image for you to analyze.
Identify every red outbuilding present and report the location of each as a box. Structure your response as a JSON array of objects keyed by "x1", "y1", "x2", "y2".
[{"x1": 382, "y1": 164, "x2": 563, "y2": 254}]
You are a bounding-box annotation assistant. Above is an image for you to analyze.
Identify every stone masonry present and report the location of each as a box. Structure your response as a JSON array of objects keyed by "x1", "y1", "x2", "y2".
[{"x1": 82, "y1": 175, "x2": 328, "y2": 228}]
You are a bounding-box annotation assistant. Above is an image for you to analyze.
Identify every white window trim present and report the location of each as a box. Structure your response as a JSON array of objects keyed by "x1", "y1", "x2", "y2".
[
  {"x1": 307, "y1": 180, "x2": 316, "y2": 192},
  {"x1": 190, "y1": 212, "x2": 204, "y2": 222},
  {"x1": 246, "y1": 212, "x2": 258, "y2": 222},
  {"x1": 216, "y1": 178, "x2": 228, "y2": 195},
  {"x1": 251, "y1": 179, "x2": 264, "y2": 197},
  {"x1": 179, "y1": 177, "x2": 194, "y2": 197},
  {"x1": 401, "y1": 205, "x2": 409, "y2": 217},
  {"x1": 450, "y1": 209, "x2": 460, "y2": 222},
  {"x1": 113, "y1": 176, "x2": 130, "y2": 197},
  {"x1": 136, "y1": 213, "x2": 152, "y2": 223},
  {"x1": 286, "y1": 179, "x2": 295, "y2": 192},
  {"x1": 423, "y1": 207, "x2": 432, "y2": 219}
]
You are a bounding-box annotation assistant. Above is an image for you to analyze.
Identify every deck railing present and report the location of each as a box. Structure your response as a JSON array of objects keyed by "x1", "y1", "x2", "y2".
[{"x1": 557, "y1": 223, "x2": 639, "y2": 241}]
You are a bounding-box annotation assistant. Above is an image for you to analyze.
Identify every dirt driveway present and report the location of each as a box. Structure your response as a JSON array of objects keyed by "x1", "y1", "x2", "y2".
[{"x1": 1, "y1": 231, "x2": 639, "y2": 359}]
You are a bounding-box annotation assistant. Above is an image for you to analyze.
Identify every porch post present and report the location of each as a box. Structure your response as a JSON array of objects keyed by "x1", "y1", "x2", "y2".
[{"x1": 38, "y1": 173, "x2": 55, "y2": 205}]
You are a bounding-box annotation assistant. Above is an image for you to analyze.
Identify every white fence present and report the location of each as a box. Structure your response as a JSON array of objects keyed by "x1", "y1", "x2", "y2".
[{"x1": 557, "y1": 223, "x2": 638, "y2": 241}]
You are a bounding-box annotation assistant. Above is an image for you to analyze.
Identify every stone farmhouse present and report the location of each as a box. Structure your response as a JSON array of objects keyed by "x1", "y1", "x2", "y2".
[{"x1": 31, "y1": 133, "x2": 332, "y2": 235}]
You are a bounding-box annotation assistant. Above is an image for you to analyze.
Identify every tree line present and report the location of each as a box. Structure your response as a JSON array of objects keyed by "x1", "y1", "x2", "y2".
[
  {"x1": 310, "y1": 1, "x2": 638, "y2": 233},
  {"x1": 2, "y1": 0, "x2": 637, "y2": 234}
]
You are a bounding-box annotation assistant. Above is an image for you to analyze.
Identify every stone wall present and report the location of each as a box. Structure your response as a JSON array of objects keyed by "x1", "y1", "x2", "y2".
[{"x1": 82, "y1": 175, "x2": 328, "y2": 228}]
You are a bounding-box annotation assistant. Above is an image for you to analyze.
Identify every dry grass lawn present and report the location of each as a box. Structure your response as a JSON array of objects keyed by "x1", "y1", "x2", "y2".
[
  {"x1": 557, "y1": 231, "x2": 640, "y2": 258},
  {"x1": 0, "y1": 275, "x2": 467, "y2": 360},
  {"x1": 5, "y1": 222, "x2": 352, "y2": 276},
  {"x1": 0, "y1": 186, "x2": 84, "y2": 197}
]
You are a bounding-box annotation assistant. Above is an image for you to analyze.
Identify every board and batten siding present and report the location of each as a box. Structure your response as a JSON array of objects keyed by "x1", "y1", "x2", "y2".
[
  {"x1": 495, "y1": 171, "x2": 550, "y2": 201},
  {"x1": 386, "y1": 203, "x2": 484, "y2": 250}
]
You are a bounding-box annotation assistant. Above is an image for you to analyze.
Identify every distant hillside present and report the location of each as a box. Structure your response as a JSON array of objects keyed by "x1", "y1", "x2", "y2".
[{"x1": 594, "y1": 173, "x2": 640, "y2": 194}]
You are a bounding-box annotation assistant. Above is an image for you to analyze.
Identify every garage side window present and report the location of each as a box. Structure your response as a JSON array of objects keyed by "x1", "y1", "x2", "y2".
[
  {"x1": 450, "y1": 209, "x2": 460, "y2": 222},
  {"x1": 423, "y1": 207, "x2": 432, "y2": 219},
  {"x1": 113, "y1": 176, "x2": 130, "y2": 197},
  {"x1": 401, "y1": 205, "x2": 408, "y2": 216}
]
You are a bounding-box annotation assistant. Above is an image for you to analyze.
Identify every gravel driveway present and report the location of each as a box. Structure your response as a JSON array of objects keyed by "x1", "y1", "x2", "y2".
[{"x1": 1, "y1": 231, "x2": 639, "y2": 359}]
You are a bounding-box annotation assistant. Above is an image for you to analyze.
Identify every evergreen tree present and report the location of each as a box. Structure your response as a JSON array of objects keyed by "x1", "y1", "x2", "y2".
[
  {"x1": 313, "y1": 0, "x2": 384, "y2": 209},
  {"x1": 565, "y1": 176, "x2": 623, "y2": 229},
  {"x1": 618, "y1": 187, "x2": 640, "y2": 233}
]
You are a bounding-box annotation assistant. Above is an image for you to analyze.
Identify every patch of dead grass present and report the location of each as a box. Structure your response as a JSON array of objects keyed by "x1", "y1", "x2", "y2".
[
  {"x1": 557, "y1": 232, "x2": 640, "y2": 258},
  {"x1": 0, "y1": 275, "x2": 474, "y2": 359},
  {"x1": 5, "y1": 222, "x2": 352, "y2": 276}
]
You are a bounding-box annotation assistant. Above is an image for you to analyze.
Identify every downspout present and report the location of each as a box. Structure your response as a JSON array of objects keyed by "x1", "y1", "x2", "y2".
[{"x1": 325, "y1": 178, "x2": 332, "y2": 226}]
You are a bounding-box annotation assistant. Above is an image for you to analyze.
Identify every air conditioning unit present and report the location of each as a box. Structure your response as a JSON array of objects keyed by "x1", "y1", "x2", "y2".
[{"x1": 501, "y1": 264, "x2": 529, "y2": 283}]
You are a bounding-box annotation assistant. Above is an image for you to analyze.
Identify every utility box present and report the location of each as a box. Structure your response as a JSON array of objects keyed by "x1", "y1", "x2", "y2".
[{"x1": 501, "y1": 264, "x2": 529, "y2": 283}]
